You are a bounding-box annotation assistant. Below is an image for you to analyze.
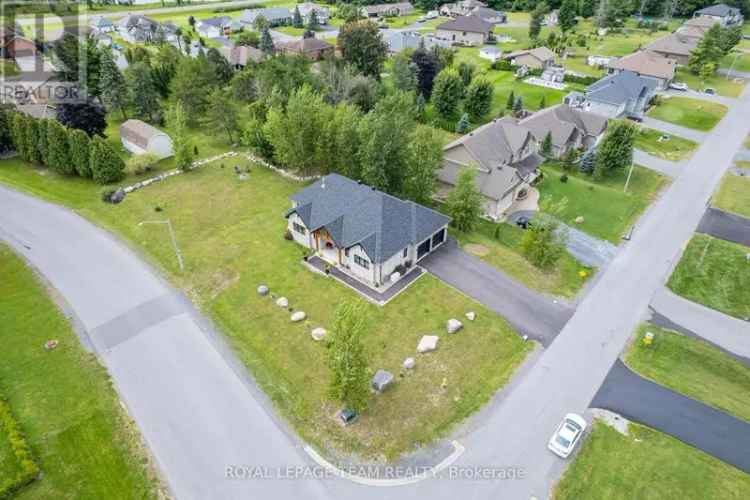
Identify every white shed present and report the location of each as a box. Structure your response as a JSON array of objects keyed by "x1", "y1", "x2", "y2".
[
  {"x1": 479, "y1": 46, "x2": 502, "y2": 62},
  {"x1": 119, "y1": 119, "x2": 174, "y2": 159}
]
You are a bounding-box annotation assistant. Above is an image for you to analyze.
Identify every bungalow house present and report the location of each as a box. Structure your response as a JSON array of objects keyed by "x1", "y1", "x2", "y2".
[
  {"x1": 196, "y1": 17, "x2": 233, "y2": 38},
  {"x1": 116, "y1": 14, "x2": 160, "y2": 43},
  {"x1": 240, "y1": 8, "x2": 293, "y2": 27},
  {"x1": 298, "y1": 3, "x2": 330, "y2": 24},
  {"x1": 361, "y1": 2, "x2": 415, "y2": 18},
  {"x1": 677, "y1": 15, "x2": 719, "y2": 40},
  {"x1": 609, "y1": 50, "x2": 676, "y2": 90},
  {"x1": 565, "y1": 70, "x2": 657, "y2": 119},
  {"x1": 471, "y1": 7, "x2": 507, "y2": 24},
  {"x1": 439, "y1": 116, "x2": 543, "y2": 220},
  {"x1": 518, "y1": 104, "x2": 609, "y2": 158},
  {"x1": 385, "y1": 31, "x2": 451, "y2": 53},
  {"x1": 645, "y1": 33, "x2": 697, "y2": 65},
  {"x1": 439, "y1": 0, "x2": 488, "y2": 17},
  {"x1": 503, "y1": 46, "x2": 556, "y2": 70},
  {"x1": 285, "y1": 174, "x2": 450, "y2": 288},
  {"x1": 90, "y1": 16, "x2": 115, "y2": 33},
  {"x1": 693, "y1": 3, "x2": 743, "y2": 26},
  {"x1": 279, "y1": 36, "x2": 334, "y2": 60},
  {"x1": 222, "y1": 44, "x2": 264, "y2": 68},
  {"x1": 120, "y1": 119, "x2": 174, "y2": 159},
  {"x1": 436, "y1": 15, "x2": 494, "y2": 46}
]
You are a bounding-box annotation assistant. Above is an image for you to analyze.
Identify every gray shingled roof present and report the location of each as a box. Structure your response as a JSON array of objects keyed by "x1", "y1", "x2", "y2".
[
  {"x1": 519, "y1": 104, "x2": 608, "y2": 149},
  {"x1": 586, "y1": 70, "x2": 657, "y2": 106},
  {"x1": 287, "y1": 174, "x2": 450, "y2": 263},
  {"x1": 646, "y1": 32, "x2": 697, "y2": 56},
  {"x1": 437, "y1": 14, "x2": 494, "y2": 34},
  {"x1": 695, "y1": 3, "x2": 740, "y2": 16},
  {"x1": 444, "y1": 116, "x2": 532, "y2": 170}
]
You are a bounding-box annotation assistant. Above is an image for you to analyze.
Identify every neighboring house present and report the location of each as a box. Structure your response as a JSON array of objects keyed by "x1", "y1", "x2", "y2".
[
  {"x1": 544, "y1": 9, "x2": 559, "y2": 26},
  {"x1": 439, "y1": 116, "x2": 542, "y2": 220},
  {"x1": 240, "y1": 8, "x2": 293, "y2": 27},
  {"x1": 541, "y1": 65, "x2": 565, "y2": 83},
  {"x1": 503, "y1": 46, "x2": 556, "y2": 70},
  {"x1": 693, "y1": 3, "x2": 744, "y2": 26},
  {"x1": 518, "y1": 103, "x2": 609, "y2": 158},
  {"x1": 222, "y1": 44, "x2": 264, "y2": 68},
  {"x1": 196, "y1": 16, "x2": 233, "y2": 38},
  {"x1": 479, "y1": 46, "x2": 503, "y2": 62},
  {"x1": 361, "y1": 2, "x2": 415, "y2": 18},
  {"x1": 120, "y1": 119, "x2": 174, "y2": 159},
  {"x1": 470, "y1": 7, "x2": 507, "y2": 24},
  {"x1": 298, "y1": 3, "x2": 330, "y2": 24},
  {"x1": 609, "y1": 50, "x2": 676, "y2": 90},
  {"x1": 90, "y1": 16, "x2": 115, "y2": 33},
  {"x1": 3, "y1": 36, "x2": 37, "y2": 59},
  {"x1": 677, "y1": 15, "x2": 719, "y2": 40},
  {"x1": 436, "y1": 15, "x2": 494, "y2": 46},
  {"x1": 566, "y1": 70, "x2": 657, "y2": 119},
  {"x1": 279, "y1": 37, "x2": 334, "y2": 60},
  {"x1": 285, "y1": 174, "x2": 450, "y2": 288},
  {"x1": 385, "y1": 30, "x2": 451, "y2": 53},
  {"x1": 646, "y1": 33, "x2": 697, "y2": 65},
  {"x1": 439, "y1": 0, "x2": 488, "y2": 17},
  {"x1": 116, "y1": 14, "x2": 160, "y2": 43},
  {"x1": 588, "y1": 55, "x2": 614, "y2": 67}
]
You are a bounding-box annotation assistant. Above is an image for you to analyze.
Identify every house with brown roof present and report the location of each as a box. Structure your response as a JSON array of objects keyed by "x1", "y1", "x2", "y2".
[
  {"x1": 438, "y1": 117, "x2": 542, "y2": 220},
  {"x1": 503, "y1": 46, "x2": 556, "y2": 70},
  {"x1": 120, "y1": 119, "x2": 174, "y2": 159},
  {"x1": 609, "y1": 50, "x2": 676, "y2": 89},
  {"x1": 518, "y1": 104, "x2": 608, "y2": 158},
  {"x1": 645, "y1": 33, "x2": 697, "y2": 65},
  {"x1": 677, "y1": 15, "x2": 719, "y2": 40},
  {"x1": 221, "y1": 44, "x2": 264, "y2": 68},
  {"x1": 361, "y1": 2, "x2": 415, "y2": 18},
  {"x1": 279, "y1": 36, "x2": 334, "y2": 60},
  {"x1": 436, "y1": 15, "x2": 494, "y2": 46}
]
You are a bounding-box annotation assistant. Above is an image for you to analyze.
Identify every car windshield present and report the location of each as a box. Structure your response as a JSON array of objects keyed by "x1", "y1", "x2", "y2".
[{"x1": 555, "y1": 435, "x2": 571, "y2": 448}]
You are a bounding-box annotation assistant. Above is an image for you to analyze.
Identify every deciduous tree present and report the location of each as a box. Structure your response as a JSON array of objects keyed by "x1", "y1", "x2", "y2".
[
  {"x1": 464, "y1": 77, "x2": 493, "y2": 121},
  {"x1": 327, "y1": 301, "x2": 370, "y2": 412},
  {"x1": 402, "y1": 126, "x2": 442, "y2": 205},
  {"x1": 338, "y1": 20, "x2": 388, "y2": 79},
  {"x1": 432, "y1": 68, "x2": 463, "y2": 118},
  {"x1": 445, "y1": 168, "x2": 483, "y2": 232}
]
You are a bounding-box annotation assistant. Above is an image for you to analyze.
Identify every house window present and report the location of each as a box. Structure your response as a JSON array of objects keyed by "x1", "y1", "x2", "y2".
[
  {"x1": 403, "y1": 248, "x2": 408, "y2": 258},
  {"x1": 293, "y1": 222, "x2": 306, "y2": 235},
  {"x1": 354, "y1": 255, "x2": 370, "y2": 270}
]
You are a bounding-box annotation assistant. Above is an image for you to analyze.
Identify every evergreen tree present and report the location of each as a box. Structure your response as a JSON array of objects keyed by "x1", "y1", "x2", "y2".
[
  {"x1": 167, "y1": 102, "x2": 194, "y2": 171},
  {"x1": 445, "y1": 168, "x2": 483, "y2": 232},
  {"x1": 521, "y1": 207, "x2": 567, "y2": 270},
  {"x1": 562, "y1": 147, "x2": 578, "y2": 171},
  {"x1": 126, "y1": 62, "x2": 161, "y2": 123},
  {"x1": 307, "y1": 9, "x2": 320, "y2": 31},
  {"x1": 46, "y1": 121, "x2": 74, "y2": 175},
  {"x1": 89, "y1": 137, "x2": 125, "y2": 184},
  {"x1": 11, "y1": 114, "x2": 29, "y2": 161},
  {"x1": 206, "y1": 47, "x2": 234, "y2": 85},
  {"x1": 25, "y1": 119, "x2": 41, "y2": 165},
  {"x1": 99, "y1": 49, "x2": 130, "y2": 119},
  {"x1": 559, "y1": 0, "x2": 578, "y2": 32},
  {"x1": 170, "y1": 56, "x2": 219, "y2": 125},
  {"x1": 68, "y1": 129, "x2": 92, "y2": 178},
  {"x1": 0, "y1": 105, "x2": 13, "y2": 154},
  {"x1": 457, "y1": 61, "x2": 476, "y2": 89},
  {"x1": 431, "y1": 68, "x2": 463, "y2": 119},
  {"x1": 455, "y1": 113, "x2": 470, "y2": 134},
  {"x1": 512, "y1": 95, "x2": 524, "y2": 116},
  {"x1": 464, "y1": 77, "x2": 493, "y2": 121},
  {"x1": 541, "y1": 130, "x2": 553, "y2": 157},
  {"x1": 260, "y1": 27, "x2": 275, "y2": 54},
  {"x1": 579, "y1": 0, "x2": 597, "y2": 18},
  {"x1": 594, "y1": 120, "x2": 636, "y2": 178},
  {"x1": 392, "y1": 52, "x2": 417, "y2": 92},
  {"x1": 36, "y1": 118, "x2": 49, "y2": 166},
  {"x1": 327, "y1": 301, "x2": 370, "y2": 412},
  {"x1": 540, "y1": 95, "x2": 547, "y2": 109},
  {"x1": 506, "y1": 90, "x2": 515, "y2": 110},
  {"x1": 529, "y1": 2, "x2": 547, "y2": 40},
  {"x1": 293, "y1": 6, "x2": 303, "y2": 28},
  {"x1": 579, "y1": 147, "x2": 596, "y2": 174}
]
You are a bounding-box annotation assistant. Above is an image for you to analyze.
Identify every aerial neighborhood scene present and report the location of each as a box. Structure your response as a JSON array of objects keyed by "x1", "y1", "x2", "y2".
[{"x1": 2, "y1": 0, "x2": 750, "y2": 498}]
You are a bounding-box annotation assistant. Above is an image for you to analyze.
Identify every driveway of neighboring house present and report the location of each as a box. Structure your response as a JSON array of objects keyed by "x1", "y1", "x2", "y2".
[
  {"x1": 419, "y1": 238, "x2": 574, "y2": 346},
  {"x1": 696, "y1": 207, "x2": 750, "y2": 248},
  {"x1": 641, "y1": 116, "x2": 709, "y2": 143},
  {"x1": 633, "y1": 149, "x2": 682, "y2": 178},
  {"x1": 591, "y1": 359, "x2": 750, "y2": 474}
]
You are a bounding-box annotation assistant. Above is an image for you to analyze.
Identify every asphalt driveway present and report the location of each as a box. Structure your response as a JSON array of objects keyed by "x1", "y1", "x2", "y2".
[{"x1": 697, "y1": 207, "x2": 750, "y2": 248}]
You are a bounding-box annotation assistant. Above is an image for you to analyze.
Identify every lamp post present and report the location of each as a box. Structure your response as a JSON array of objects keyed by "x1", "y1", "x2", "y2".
[{"x1": 138, "y1": 219, "x2": 184, "y2": 272}]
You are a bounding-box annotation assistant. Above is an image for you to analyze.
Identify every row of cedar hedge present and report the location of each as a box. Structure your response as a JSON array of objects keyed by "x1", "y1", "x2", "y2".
[{"x1": 0, "y1": 397, "x2": 40, "y2": 499}]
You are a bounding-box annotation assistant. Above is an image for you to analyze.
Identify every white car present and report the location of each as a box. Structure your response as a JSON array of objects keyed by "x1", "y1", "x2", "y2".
[
  {"x1": 669, "y1": 81, "x2": 688, "y2": 91},
  {"x1": 548, "y1": 413, "x2": 587, "y2": 458}
]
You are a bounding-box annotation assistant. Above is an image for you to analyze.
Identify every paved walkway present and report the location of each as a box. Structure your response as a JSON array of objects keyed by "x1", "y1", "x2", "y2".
[
  {"x1": 650, "y1": 287, "x2": 750, "y2": 361},
  {"x1": 696, "y1": 207, "x2": 750, "y2": 247},
  {"x1": 419, "y1": 238, "x2": 574, "y2": 346},
  {"x1": 641, "y1": 116, "x2": 709, "y2": 143},
  {"x1": 591, "y1": 360, "x2": 750, "y2": 474},
  {"x1": 633, "y1": 149, "x2": 682, "y2": 178}
]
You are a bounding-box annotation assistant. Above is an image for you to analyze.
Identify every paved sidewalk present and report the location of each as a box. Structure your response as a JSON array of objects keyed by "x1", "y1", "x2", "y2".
[
  {"x1": 641, "y1": 116, "x2": 708, "y2": 143},
  {"x1": 634, "y1": 149, "x2": 682, "y2": 178},
  {"x1": 696, "y1": 207, "x2": 750, "y2": 248}
]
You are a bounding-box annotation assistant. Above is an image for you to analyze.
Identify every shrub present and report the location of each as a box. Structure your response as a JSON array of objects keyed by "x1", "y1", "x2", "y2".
[
  {"x1": 560, "y1": 174, "x2": 568, "y2": 183},
  {"x1": 0, "y1": 398, "x2": 40, "y2": 498},
  {"x1": 125, "y1": 152, "x2": 160, "y2": 176},
  {"x1": 492, "y1": 60, "x2": 514, "y2": 71},
  {"x1": 101, "y1": 189, "x2": 116, "y2": 203},
  {"x1": 563, "y1": 73, "x2": 599, "y2": 85}
]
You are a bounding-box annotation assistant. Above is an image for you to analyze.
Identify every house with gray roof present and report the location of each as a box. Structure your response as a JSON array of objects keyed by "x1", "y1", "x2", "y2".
[
  {"x1": 385, "y1": 31, "x2": 452, "y2": 53},
  {"x1": 438, "y1": 117, "x2": 542, "y2": 220},
  {"x1": 361, "y1": 2, "x2": 415, "y2": 18},
  {"x1": 436, "y1": 15, "x2": 494, "y2": 45},
  {"x1": 609, "y1": 50, "x2": 676, "y2": 89},
  {"x1": 565, "y1": 70, "x2": 657, "y2": 119},
  {"x1": 240, "y1": 8, "x2": 293, "y2": 27},
  {"x1": 285, "y1": 174, "x2": 450, "y2": 288},
  {"x1": 693, "y1": 3, "x2": 743, "y2": 26},
  {"x1": 646, "y1": 32, "x2": 698, "y2": 65},
  {"x1": 519, "y1": 104, "x2": 609, "y2": 158}
]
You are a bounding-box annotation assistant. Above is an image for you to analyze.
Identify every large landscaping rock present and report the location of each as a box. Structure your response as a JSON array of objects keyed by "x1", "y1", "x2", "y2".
[
  {"x1": 417, "y1": 335, "x2": 439, "y2": 353},
  {"x1": 291, "y1": 311, "x2": 306, "y2": 322},
  {"x1": 311, "y1": 327, "x2": 327, "y2": 341},
  {"x1": 276, "y1": 296, "x2": 289, "y2": 308},
  {"x1": 465, "y1": 311, "x2": 476, "y2": 321},
  {"x1": 372, "y1": 370, "x2": 394, "y2": 392},
  {"x1": 257, "y1": 285, "x2": 269, "y2": 296},
  {"x1": 446, "y1": 318, "x2": 463, "y2": 334},
  {"x1": 110, "y1": 188, "x2": 126, "y2": 204},
  {"x1": 403, "y1": 357, "x2": 415, "y2": 370}
]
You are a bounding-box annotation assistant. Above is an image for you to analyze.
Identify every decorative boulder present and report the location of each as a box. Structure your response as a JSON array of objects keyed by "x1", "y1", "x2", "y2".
[
  {"x1": 372, "y1": 369, "x2": 394, "y2": 392},
  {"x1": 417, "y1": 335, "x2": 439, "y2": 353},
  {"x1": 110, "y1": 188, "x2": 126, "y2": 204},
  {"x1": 276, "y1": 296, "x2": 289, "y2": 308},
  {"x1": 465, "y1": 311, "x2": 476, "y2": 321},
  {"x1": 575, "y1": 216, "x2": 585, "y2": 224},
  {"x1": 403, "y1": 357, "x2": 415, "y2": 370},
  {"x1": 311, "y1": 327, "x2": 327, "y2": 341},
  {"x1": 291, "y1": 311, "x2": 306, "y2": 322},
  {"x1": 257, "y1": 285, "x2": 269, "y2": 296},
  {"x1": 446, "y1": 319, "x2": 463, "y2": 334}
]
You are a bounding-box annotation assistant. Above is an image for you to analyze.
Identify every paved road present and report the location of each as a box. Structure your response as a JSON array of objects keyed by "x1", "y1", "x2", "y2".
[
  {"x1": 419, "y1": 238, "x2": 573, "y2": 345},
  {"x1": 633, "y1": 149, "x2": 682, "y2": 178},
  {"x1": 592, "y1": 360, "x2": 750, "y2": 474},
  {"x1": 697, "y1": 207, "x2": 750, "y2": 247},
  {"x1": 0, "y1": 186, "x2": 327, "y2": 500},
  {"x1": 641, "y1": 116, "x2": 708, "y2": 143}
]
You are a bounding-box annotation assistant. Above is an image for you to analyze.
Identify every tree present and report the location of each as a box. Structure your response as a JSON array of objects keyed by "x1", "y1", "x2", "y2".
[
  {"x1": 254, "y1": 14, "x2": 270, "y2": 31},
  {"x1": 0, "y1": 105, "x2": 13, "y2": 154},
  {"x1": 579, "y1": 147, "x2": 596, "y2": 174},
  {"x1": 688, "y1": 23, "x2": 725, "y2": 75},
  {"x1": 455, "y1": 112, "x2": 470, "y2": 134},
  {"x1": 170, "y1": 56, "x2": 218, "y2": 125},
  {"x1": 559, "y1": 0, "x2": 578, "y2": 32},
  {"x1": 126, "y1": 62, "x2": 162, "y2": 123},
  {"x1": 236, "y1": 31, "x2": 260, "y2": 47},
  {"x1": 56, "y1": 102, "x2": 107, "y2": 137},
  {"x1": 445, "y1": 168, "x2": 483, "y2": 232},
  {"x1": 46, "y1": 120, "x2": 74, "y2": 175},
  {"x1": 259, "y1": 27, "x2": 275, "y2": 54},
  {"x1": 506, "y1": 90, "x2": 515, "y2": 110},
  {"x1": 167, "y1": 102, "x2": 194, "y2": 171},
  {"x1": 520, "y1": 198, "x2": 568, "y2": 270},
  {"x1": 188, "y1": 15, "x2": 196, "y2": 28},
  {"x1": 699, "y1": 61, "x2": 717, "y2": 88},
  {"x1": 457, "y1": 61, "x2": 476, "y2": 89},
  {"x1": 327, "y1": 301, "x2": 370, "y2": 412},
  {"x1": 68, "y1": 129, "x2": 92, "y2": 178},
  {"x1": 125, "y1": 152, "x2": 160, "y2": 176},
  {"x1": 307, "y1": 9, "x2": 320, "y2": 31},
  {"x1": 512, "y1": 95, "x2": 524, "y2": 116},
  {"x1": 580, "y1": 0, "x2": 597, "y2": 17},
  {"x1": 231, "y1": 70, "x2": 257, "y2": 103},
  {"x1": 36, "y1": 119, "x2": 49, "y2": 167},
  {"x1": 206, "y1": 47, "x2": 234, "y2": 85},
  {"x1": 541, "y1": 130, "x2": 553, "y2": 157},
  {"x1": 410, "y1": 48, "x2": 442, "y2": 98},
  {"x1": 529, "y1": 2, "x2": 547, "y2": 40},
  {"x1": 293, "y1": 6, "x2": 304, "y2": 28},
  {"x1": 464, "y1": 77, "x2": 493, "y2": 122},
  {"x1": 52, "y1": 34, "x2": 102, "y2": 98},
  {"x1": 561, "y1": 147, "x2": 578, "y2": 171},
  {"x1": 391, "y1": 52, "x2": 417, "y2": 92},
  {"x1": 89, "y1": 137, "x2": 125, "y2": 184},
  {"x1": 402, "y1": 127, "x2": 442, "y2": 204},
  {"x1": 719, "y1": 25, "x2": 743, "y2": 54},
  {"x1": 432, "y1": 68, "x2": 463, "y2": 119},
  {"x1": 99, "y1": 48, "x2": 129, "y2": 119},
  {"x1": 338, "y1": 20, "x2": 388, "y2": 79},
  {"x1": 594, "y1": 120, "x2": 636, "y2": 178},
  {"x1": 539, "y1": 95, "x2": 547, "y2": 109},
  {"x1": 207, "y1": 89, "x2": 240, "y2": 144},
  {"x1": 11, "y1": 114, "x2": 29, "y2": 162}
]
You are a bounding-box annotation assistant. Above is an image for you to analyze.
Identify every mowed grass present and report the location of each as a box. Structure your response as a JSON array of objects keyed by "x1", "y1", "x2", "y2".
[
  {"x1": 0, "y1": 245, "x2": 157, "y2": 499},
  {"x1": 721, "y1": 51, "x2": 750, "y2": 74},
  {"x1": 668, "y1": 234, "x2": 750, "y2": 320},
  {"x1": 675, "y1": 68, "x2": 746, "y2": 98},
  {"x1": 0, "y1": 159, "x2": 531, "y2": 460},
  {"x1": 714, "y1": 173, "x2": 750, "y2": 218},
  {"x1": 634, "y1": 126, "x2": 698, "y2": 162},
  {"x1": 648, "y1": 96, "x2": 728, "y2": 131},
  {"x1": 555, "y1": 421, "x2": 750, "y2": 500},
  {"x1": 539, "y1": 162, "x2": 668, "y2": 242},
  {"x1": 452, "y1": 219, "x2": 593, "y2": 298},
  {"x1": 0, "y1": 425, "x2": 22, "y2": 487},
  {"x1": 626, "y1": 324, "x2": 750, "y2": 423}
]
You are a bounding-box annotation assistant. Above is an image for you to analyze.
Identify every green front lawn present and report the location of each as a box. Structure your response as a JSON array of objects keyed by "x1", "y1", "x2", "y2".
[
  {"x1": 555, "y1": 421, "x2": 750, "y2": 500},
  {"x1": 626, "y1": 323, "x2": 750, "y2": 423},
  {"x1": 648, "y1": 96, "x2": 728, "y2": 131},
  {"x1": 0, "y1": 425, "x2": 22, "y2": 490},
  {"x1": 714, "y1": 173, "x2": 750, "y2": 218},
  {"x1": 721, "y1": 51, "x2": 750, "y2": 74},
  {"x1": 0, "y1": 244, "x2": 158, "y2": 498},
  {"x1": 0, "y1": 59, "x2": 19, "y2": 77},
  {"x1": 633, "y1": 126, "x2": 698, "y2": 162},
  {"x1": 675, "y1": 68, "x2": 746, "y2": 98},
  {"x1": 0, "y1": 157, "x2": 531, "y2": 461},
  {"x1": 668, "y1": 234, "x2": 750, "y2": 320},
  {"x1": 538, "y1": 162, "x2": 668, "y2": 243},
  {"x1": 452, "y1": 219, "x2": 593, "y2": 298}
]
